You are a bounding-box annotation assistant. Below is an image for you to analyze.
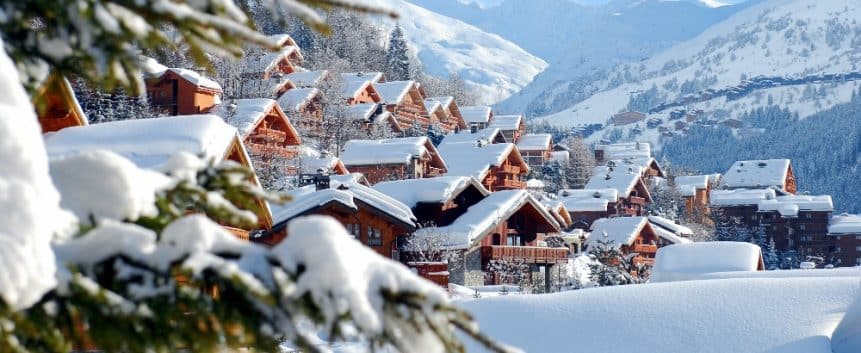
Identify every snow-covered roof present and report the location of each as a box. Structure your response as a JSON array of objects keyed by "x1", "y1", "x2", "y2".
[
  {"x1": 165, "y1": 68, "x2": 222, "y2": 91},
  {"x1": 271, "y1": 180, "x2": 416, "y2": 229},
  {"x1": 423, "y1": 99, "x2": 442, "y2": 115},
  {"x1": 372, "y1": 176, "x2": 489, "y2": 209},
  {"x1": 285, "y1": 70, "x2": 328, "y2": 88},
  {"x1": 437, "y1": 142, "x2": 524, "y2": 181},
  {"x1": 375, "y1": 80, "x2": 417, "y2": 104},
  {"x1": 595, "y1": 142, "x2": 651, "y2": 160},
  {"x1": 829, "y1": 214, "x2": 861, "y2": 235},
  {"x1": 140, "y1": 56, "x2": 168, "y2": 78},
  {"x1": 585, "y1": 165, "x2": 645, "y2": 199},
  {"x1": 710, "y1": 188, "x2": 777, "y2": 206},
  {"x1": 215, "y1": 98, "x2": 277, "y2": 137},
  {"x1": 488, "y1": 114, "x2": 522, "y2": 131},
  {"x1": 299, "y1": 154, "x2": 344, "y2": 174},
  {"x1": 757, "y1": 195, "x2": 833, "y2": 218},
  {"x1": 651, "y1": 242, "x2": 763, "y2": 283},
  {"x1": 236, "y1": 77, "x2": 293, "y2": 98},
  {"x1": 341, "y1": 72, "x2": 384, "y2": 84},
  {"x1": 459, "y1": 106, "x2": 492, "y2": 123},
  {"x1": 429, "y1": 96, "x2": 454, "y2": 109},
  {"x1": 675, "y1": 175, "x2": 710, "y2": 196},
  {"x1": 277, "y1": 87, "x2": 320, "y2": 112},
  {"x1": 722, "y1": 159, "x2": 792, "y2": 190},
  {"x1": 587, "y1": 217, "x2": 650, "y2": 247},
  {"x1": 340, "y1": 137, "x2": 445, "y2": 170},
  {"x1": 526, "y1": 178, "x2": 545, "y2": 189},
  {"x1": 45, "y1": 115, "x2": 239, "y2": 170},
  {"x1": 648, "y1": 216, "x2": 693, "y2": 245},
  {"x1": 346, "y1": 103, "x2": 382, "y2": 121},
  {"x1": 439, "y1": 128, "x2": 502, "y2": 145},
  {"x1": 516, "y1": 133, "x2": 552, "y2": 151},
  {"x1": 239, "y1": 47, "x2": 300, "y2": 75},
  {"x1": 558, "y1": 188, "x2": 618, "y2": 212},
  {"x1": 415, "y1": 190, "x2": 560, "y2": 249}
]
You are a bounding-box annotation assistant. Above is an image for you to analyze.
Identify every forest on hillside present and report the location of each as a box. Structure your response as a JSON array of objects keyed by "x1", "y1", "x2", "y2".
[{"x1": 661, "y1": 91, "x2": 861, "y2": 213}]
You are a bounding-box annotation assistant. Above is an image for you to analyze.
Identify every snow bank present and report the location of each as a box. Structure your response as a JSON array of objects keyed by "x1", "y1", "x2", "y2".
[
  {"x1": 49, "y1": 150, "x2": 172, "y2": 224},
  {"x1": 651, "y1": 242, "x2": 762, "y2": 282},
  {"x1": 0, "y1": 40, "x2": 69, "y2": 310},
  {"x1": 460, "y1": 276, "x2": 861, "y2": 353}
]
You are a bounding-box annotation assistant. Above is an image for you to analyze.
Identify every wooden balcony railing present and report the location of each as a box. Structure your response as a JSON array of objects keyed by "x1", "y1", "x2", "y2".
[
  {"x1": 629, "y1": 196, "x2": 647, "y2": 206},
  {"x1": 253, "y1": 127, "x2": 287, "y2": 143},
  {"x1": 633, "y1": 256, "x2": 655, "y2": 266},
  {"x1": 246, "y1": 143, "x2": 298, "y2": 159},
  {"x1": 498, "y1": 166, "x2": 521, "y2": 175},
  {"x1": 495, "y1": 179, "x2": 525, "y2": 189},
  {"x1": 631, "y1": 244, "x2": 658, "y2": 254},
  {"x1": 480, "y1": 245, "x2": 569, "y2": 264}
]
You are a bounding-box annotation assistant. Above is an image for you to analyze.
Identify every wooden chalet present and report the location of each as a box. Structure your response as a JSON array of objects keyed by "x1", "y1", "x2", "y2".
[
  {"x1": 216, "y1": 98, "x2": 302, "y2": 160},
  {"x1": 372, "y1": 176, "x2": 490, "y2": 227},
  {"x1": 558, "y1": 189, "x2": 620, "y2": 229},
  {"x1": 438, "y1": 141, "x2": 530, "y2": 192},
  {"x1": 647, "y1": 216, "x2": 694, "y2": 247},
  {"x1": 722, "y1": 159, "x2": 797, "y2": 194},
  {"x1": 44, "y1": 115, "x2": 274, "y2": 237},
  {"x1": 413, "y1": 190, "x2": 565, "y2": 289},
  {"x1": 516, "y1": 133, "x2": 553, "y2": 168},
  {"x1": 674, "y1": 175, "x2": 712, "y2": 220},
  {"x1": 587, "y1": 217, "x2": 660, "y2": 269},
  {"x1": 33, "y1": 71, "x2": 88, "y2": 133},
  {"x1": 584, "y1": 165, "x2": 652, "y2": 215},
  {"x1": 439, "y1": 127, "x2": 506, "y2": 146},
  {"x1": 277, "y1": 87, "x2": 323, "y2": 134},
  {"x1": 340, "y1": 137, "x2": 447, "y2": 184},
  {"x1": 460, "y1": 106, "x2": 493, "y2": 131},
  {"x1": 427, "y1": 96, "x2": 467, "y2": 133},
  {"x1": 240, "y1": 35, "x2": 303, "y2": 79},
  {"x1": 487, "y1": 114, "x2": 525, "y2": 143},
  {"x1": 145, "y1": 67, "x2": 222, "y2": 115},
  {"x1": 258, "y1": 180, "x2": 417, "y2": 260},
  {"x1": 375, "y1": 80, "x2": 430, "y2": 133},
  {"x1": 340, "y1": 72, "x2": 383, "y2": 104},
  {"x1": 285, "y1": 70, "x2": 329, "y2": 88},
  {"x1": 423, "y1": 99, "x2": 447, "y2": 131},
  {"x1": 594, "y1": 142, "x2": 664, "y2": 182},
  {"x1": 829, "y1": 214, "x2": 861, "y2": 267}
]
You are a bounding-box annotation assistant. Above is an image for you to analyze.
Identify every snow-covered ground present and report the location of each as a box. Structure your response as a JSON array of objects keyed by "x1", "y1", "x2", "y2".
[
  {"x1": 373, "y1": 0, "x2": 547, "y2": 104},
  {"x1": 459, "y1": 271, "x2": 861, "y2": 353}
]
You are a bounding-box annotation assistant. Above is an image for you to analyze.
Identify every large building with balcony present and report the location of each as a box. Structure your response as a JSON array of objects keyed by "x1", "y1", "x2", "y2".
[
  {"x1": 340, "y1": 136, "x2": 448, "y2": 184},
  {"x1": 438, "y1": 141, "x2": 530, "y2": 192},
  {"x1": 375, "y1": 80, "x2": 430, "y2": 134}
]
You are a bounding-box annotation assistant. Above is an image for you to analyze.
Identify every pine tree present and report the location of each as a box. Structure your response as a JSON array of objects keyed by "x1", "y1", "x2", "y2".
[
  {"x1": 562, "y1": 136, "x2": 596, "y2": 189},
  {"x1": 385, "y1": 24, "x2": 412, "y2": 81}
]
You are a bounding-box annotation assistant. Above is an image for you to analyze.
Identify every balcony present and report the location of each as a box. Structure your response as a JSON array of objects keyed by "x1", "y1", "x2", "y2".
[
  {"x1": 495, "y1": 179, "x2": 525, "y2": 189},
  {"x1": 629, "y1": 196, "x2": 647, "y2": 206},
  {"x1": 254, "y1": 127, "x2": 287, "y2": 144},
  {"x1": 631, "y1": 244, "x2": 658, "y2": 254},
  {"x1": 632, "y1": 256, "x2": 655, "y2": 266},
  {"x1": 481, "y1": 246, "x2": 569, "y2": 264},
  {"x1": 246, "y1": 143, "x2": 297, "y2": 159}
]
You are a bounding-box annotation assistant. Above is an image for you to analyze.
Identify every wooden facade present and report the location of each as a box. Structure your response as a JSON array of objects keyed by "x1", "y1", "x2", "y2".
[
  {"x1": 411, "y1": 183, "x2": 488, "y2": 227},
  {"x1": 431, "y1": 97, "x2": 468, "y2": 133},
  {"x1": 240, "y1": 103, "x2": 303, "y2": 160},
  {"x1": 33, "y1": 71, "x2": 88, "y2": 133},
  {"x1": 346, "y1": 81, "x2": 382, "y2": 105},
  {"x1": 146, "y1": 69, "x2": 221, "y2": 115},
  {"x1": 342, "y1": 138, "x2": 447, "y2": 185},
  {"x1": 378, "y1": 82, "x2": 431, "y2": 133},
  {"x1": 482, "y1": 148, "x2": 530, "y2": 192},
  {"x1": 347, "y1": 158, "x2": 447, "y2": 185}
]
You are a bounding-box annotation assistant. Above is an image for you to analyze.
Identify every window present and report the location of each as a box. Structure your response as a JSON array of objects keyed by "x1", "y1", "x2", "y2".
[
  {"x1": 507, "y1": 235, "x2": 522, "y2": 246},
  {"x1": 367, "y1": 227, "x2": 382, "y2": 247},
  {"x1": 347, "y1": 223, "x2": 361, "y2": 238},
  {"x1": 805, "y1": 213, "x2": 813, "y2": 219},
  {"x1": 798, "y1": 224, "x2": 806, "y2": 230},
  {"x1": 855, "y1": 246, "x2": 861, "y2": 252}
]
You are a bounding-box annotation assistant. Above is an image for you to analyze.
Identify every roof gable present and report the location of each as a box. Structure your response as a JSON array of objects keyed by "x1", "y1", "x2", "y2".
[
  {"x1": 34, "y1": 71, "x2": 88, "y2": 133},
  {"x1": 588, "y1": 216, "x2": 653, "y2": 247},
  {"x1": 723, "y1": 159, "x2": 792, "y2": 190},
  {"x1": 460, "y1": 106, "x2": 492, "y2": 124},
  {"x1": 438, "y1": 142, "x2": 527, "y2": 181}
]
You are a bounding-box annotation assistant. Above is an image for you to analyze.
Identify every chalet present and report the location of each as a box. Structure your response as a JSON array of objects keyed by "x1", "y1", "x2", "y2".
[
  {"x1": 829, "y1": 214, "x2": 861, "y2": 266},
  {"x1": 756, "y1": 195, "x2": 834, "y2": 263},
  {"x1": 542, "y1": 200, "x2": 573, "y2": 230},
  {"x1": 285, "y1": 70, "x2": 329, "y2": 88},
  {"x1": 372, "y1": 176, "x2": 490, "y2": 227},
  {"x1": 460, "y1": 106, "x2": 492, "y2": 131},
  {"x1": 557, "y1": 188, "x2": 619, "y2": 229},
  {"x1": 347, "y1": 103, "x2": 392, "y2": 126},
  {"x1": 216, "y1": 98, "x2": 302, "y2": 160},
  {"x1": 340, "y1": 72, "x2": 383, "y2": 104},
  {"x1": 277, "y1": 87, "x2": 323, "y2": 132},
  {"x1": 413, "y1": 190, "x2": 564, "y2": 289},
  {"x1": 44, "y1": 115, "x2": 273, "y2": 237},
  {"x1": 587, "y1": 217, "x2": 660, "y2": 268},
  {"x1": 516, "y1": 133, "x2": 553, "y2": 168},
  {"x1": 594, "y1": 142, "x2": 664, "y2": 181},
  {"x1": 584, "y1": 165, "x2": 652, "y2": 216},
  {"x1": 33, "y1": 71, "x2": 88, "y2": 133},
  {"x1": 710, "y1": 188, "x2": 777, "y2": 224},
  {"x1": 674, "y1": 175, "x2": 712, "y2": 219},
  {"x1": 487, "y1": 114, "x2": 525, "y2": 143},
  {"x1": 427, "y1": 96, "x2": 467, "y2": 133},
  {"x1": 239, "y1": 41, "x2": 303, "y2": 79},
  {"x1": 438, "y1": 141, "x2": 530, "y2": 192},
  {"x1": 423, "y1": 99, "x2": 446, "y2": 130},
  {"x1": 650, "y1": 242, "x2": 765, "y2": 283},
  {"x1": 259, "y1": 180, "x2": 417, "y2": 260},
  {"x1": 340, "y1": 137, "x2": 447, "y2": 184},
  {"x1": 439, "y1": 127, "x2": 506, "y2": 145},
  {"x1": 375, "y1": 80, "x2": 430, "y2": 133},
  {"x1": 611, "y1": 111, "x2": 646, "y2": 126},
  {"x1": 144, "y1": 64, "x2": 223, "y2": 115},
  {"x1": 647, "y1": 216, "x2": 694, "y2": 247},
  {"x1": 722, "y1": 159, "x2": 797, "y2": 194}
]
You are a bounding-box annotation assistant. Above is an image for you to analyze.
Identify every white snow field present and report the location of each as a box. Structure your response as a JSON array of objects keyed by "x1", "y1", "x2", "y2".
[{"x1": 459, "y1": 272, "x2": 861, "y2": 353}]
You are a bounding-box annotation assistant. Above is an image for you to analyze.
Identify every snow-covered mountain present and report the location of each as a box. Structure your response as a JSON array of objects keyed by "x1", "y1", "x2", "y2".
[
  {"x1": 536, "y1": 0, "x2": 861, "y2": 140},
  {"x1": 409, "y1": 0, "x2": 756, "y2": 114},
  {"x1": 374, "y1": 0, "x2": 547, "y2": 104}
]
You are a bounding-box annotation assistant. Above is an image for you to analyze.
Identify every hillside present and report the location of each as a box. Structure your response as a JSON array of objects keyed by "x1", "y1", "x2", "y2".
[
  {"x1": 535, "y1": 0, "x2": 861, "y2": 130},
  {"x1": 374, "y1": 0, "x2": 548, "y2": 104}
]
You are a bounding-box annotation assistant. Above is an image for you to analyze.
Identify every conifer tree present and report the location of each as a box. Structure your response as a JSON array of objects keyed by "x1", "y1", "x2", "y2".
[{"x1": 385, "y1": 24, "x2": 412, "y2": 81}]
